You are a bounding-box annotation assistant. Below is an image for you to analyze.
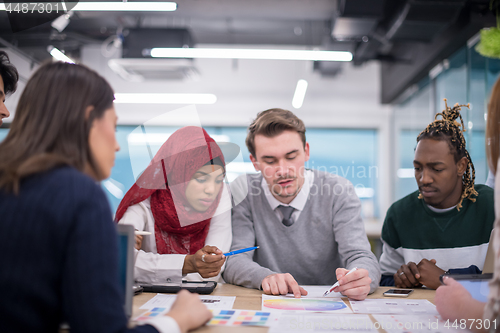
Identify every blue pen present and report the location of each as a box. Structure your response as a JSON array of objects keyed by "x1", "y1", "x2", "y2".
[{"x1": 223, "y1": 246, "x2": 259, "y2": 257}]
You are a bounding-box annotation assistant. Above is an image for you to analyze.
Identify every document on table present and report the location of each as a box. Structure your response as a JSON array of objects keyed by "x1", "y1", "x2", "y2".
[
  {"x1": 349, "y1": 299, "x2": 438, "y2": 315},
  {"x1": 284, "y1": 285, "x2": 342, "y2": 298},
  {"x1": 269, "y1": 313, "x2": 377, "y2": 333},
  {"x1": 139, "y1": 294, "x2": 236, "y2": 311},
  {"x1": 372, "y1": 314, "x2": 466, "y2": 333},
  {"x1": 262, "y1": 295, "x2": 352, "y2": 313}
]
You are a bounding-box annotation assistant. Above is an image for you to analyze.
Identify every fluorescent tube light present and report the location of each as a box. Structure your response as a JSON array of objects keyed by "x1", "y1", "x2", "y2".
[
  {"x1": 150, "y1": 48, "x2": 353, "y2": 62},
  {"x1": 73, "y1": 2, "x2": 177, "y2": 11},
  {"x1": 292, "y1": 79, "x2": 308, "y2": 109},
  {"x1": 47, "y1": 46, "x2": 75, "y2": 64},
  {"x1": 0, "y1": 2, "x2": 177, "y2": 11},
  {"x1": 128, "y1": 133, "x2": 230, "y2": 145},
  {"x1": 114, "y1": 93, "x2": 217, "y2": 104},
  {"x1": 354, "y1": 187, "x2": 374, "y2": 198}
]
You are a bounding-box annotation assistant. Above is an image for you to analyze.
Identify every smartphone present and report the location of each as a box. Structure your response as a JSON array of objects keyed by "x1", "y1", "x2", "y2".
[
  {"x1": 140, "y1": 281, "x2": 217, "y2": 294},
  {"x1": 383, "y1": 288, "x2": 414, "y2": 297}
]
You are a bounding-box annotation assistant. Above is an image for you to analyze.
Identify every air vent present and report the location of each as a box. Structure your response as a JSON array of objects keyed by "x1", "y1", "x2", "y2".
[{"x1": 108, "y1": 58, "x2": 199, "y2": 82}]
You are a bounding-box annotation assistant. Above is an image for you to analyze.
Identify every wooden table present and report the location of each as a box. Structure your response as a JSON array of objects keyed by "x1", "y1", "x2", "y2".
[{"x1": 132, "y1": 285, "x2": 436, "y2": 332}]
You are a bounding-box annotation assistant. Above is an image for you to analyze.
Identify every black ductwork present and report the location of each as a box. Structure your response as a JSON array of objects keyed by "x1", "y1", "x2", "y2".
[
  {"x1": 331, "y1": 0, "x2": 493, "y2": 104},
  {"x1": 122, "y1": 28, "x2": 194, "y2": 58},
  {"x1": 331, "y1": 0, "x2": 386, "y2": 41}
]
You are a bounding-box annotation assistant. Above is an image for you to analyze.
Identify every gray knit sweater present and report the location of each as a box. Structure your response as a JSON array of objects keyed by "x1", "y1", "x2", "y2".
[{"x1": 223, "y1": 169, "x2": 380, "y2": 293}]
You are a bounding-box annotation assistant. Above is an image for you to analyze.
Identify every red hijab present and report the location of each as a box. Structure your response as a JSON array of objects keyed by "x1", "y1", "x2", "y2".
[{"x1": 115, "y1": 126, "x2": 225, "y2": 255}]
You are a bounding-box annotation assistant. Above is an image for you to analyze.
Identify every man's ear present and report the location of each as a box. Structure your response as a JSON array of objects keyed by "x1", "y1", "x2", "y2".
[
  {"x1": 250, "y1": 154, "x2": 260, "y2": 172},
  {"x1": 457, "y1": 156, "x2": 468, "y2": 176},
  {"x1": 304, "y1": 142, "x2": 310, "y2": 162}
]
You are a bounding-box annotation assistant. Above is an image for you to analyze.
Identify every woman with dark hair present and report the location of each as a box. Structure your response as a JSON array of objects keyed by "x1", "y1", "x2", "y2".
[
  {"x1": 435, "y1": 76, "x2": 500, "y2": 331},
  {"x1": 0, "y1": 62, "x2": 211, "y2": 333},
  {"x1": 116, "y1": 126, "x2": 232, "y2": 284},
  {"x1": 0, "y1": 50, "x2": 19, "y2": 125}
]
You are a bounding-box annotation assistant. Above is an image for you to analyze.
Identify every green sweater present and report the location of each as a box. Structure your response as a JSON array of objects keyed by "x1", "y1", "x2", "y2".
[{"x1": 379, "y1": 185, "x2": 494, "y2": 280}]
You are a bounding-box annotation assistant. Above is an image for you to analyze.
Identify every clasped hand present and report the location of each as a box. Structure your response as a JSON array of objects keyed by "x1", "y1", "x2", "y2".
[
  {"x1": 183, "y1": 245, "x2": 226, "y2": 278},
  {"x1": 394, "y1": 258, "x2": 445, "y2": 290}
]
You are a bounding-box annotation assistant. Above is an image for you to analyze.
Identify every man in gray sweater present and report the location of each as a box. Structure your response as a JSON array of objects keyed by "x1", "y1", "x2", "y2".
[{"x1": 223, "y1": 108, "x2": 380, "y2": 301}]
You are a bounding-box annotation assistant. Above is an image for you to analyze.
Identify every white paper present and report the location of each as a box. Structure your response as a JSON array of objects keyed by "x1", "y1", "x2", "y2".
[
  {"x1": 372, "y1": 314, "x2": 467, "y2": 333},
  {"x1": 269, "y1": 313, "x2": 377, "y2": 333},
  {"x1": 285, "y1": 285, "x2": 342, "y2": 298},
  {"x1": 139, "y1": 293, "x2": 236, "y2": 311},
  {"x1": 349, "y1": 299, "x2": 438, "y2": 315},
  {"x1": 262, "y1": 295, "x2": 352, "y2": 313}
]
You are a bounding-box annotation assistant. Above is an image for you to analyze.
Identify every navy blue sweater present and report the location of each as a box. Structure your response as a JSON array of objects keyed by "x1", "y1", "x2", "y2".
[{"x1": 0, "y1": 167, "x2": 156, "y2": 333}]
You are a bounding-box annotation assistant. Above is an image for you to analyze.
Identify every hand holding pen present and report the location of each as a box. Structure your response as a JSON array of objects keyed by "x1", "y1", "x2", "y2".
[
  {"x1": 323, "y1": 267, "x2": 372, "y2": 300},
  {"x1": 324, "y1": 267, "x2": 358, "y2": 296},
  {"x1": 223, "y1": 246, "x2": 259, "y2": 257}
]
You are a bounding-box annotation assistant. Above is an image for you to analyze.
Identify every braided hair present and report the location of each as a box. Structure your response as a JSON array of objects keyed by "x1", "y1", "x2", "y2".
[{"x1": 416, "y1": 98, "x2": 477, "y2": 211}]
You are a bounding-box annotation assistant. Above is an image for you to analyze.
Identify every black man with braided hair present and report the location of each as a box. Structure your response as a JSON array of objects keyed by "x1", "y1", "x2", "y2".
[
  {"x1": 379, "y1": 99, "x2": 495, "y2": 290},
  {"x1": 0, "y1": 51, "x2": 19, "y2": 125}
]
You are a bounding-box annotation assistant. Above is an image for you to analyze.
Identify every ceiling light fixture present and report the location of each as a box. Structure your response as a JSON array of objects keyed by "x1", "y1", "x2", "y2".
[
  {"x1": 128, "y1": 133, "x2": 230, "y2": 145},
  {"x1": 114, "y1": 93, "x2": 217, "y2": 104},
  {"x1": 0, "y1": 2, "x2": 177, "y2": 11},
  {"x1": 73, "y1": 2, "x2": 177, "y2": 11},
  {"x1": 292, "y1": 79, "x2": 308, "y2": 109},
  {"x1": 150, "y1": 48, "x2": 353, "y2": 62},
  {"x1": 51, "y1": 12, "x2": 73, "y2": 32},
  {"x1": 47, "y1": 46, "x2": 75, "y2": 63}
]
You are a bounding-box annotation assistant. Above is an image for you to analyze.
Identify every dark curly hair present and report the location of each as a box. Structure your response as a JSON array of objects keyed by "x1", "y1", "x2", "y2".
[
  {"x1": 0, "y1": 51, "x2": 19, "y2": 95},
  {"x1": 416, "y1": 98, "x2": 477, "y2": 210}
]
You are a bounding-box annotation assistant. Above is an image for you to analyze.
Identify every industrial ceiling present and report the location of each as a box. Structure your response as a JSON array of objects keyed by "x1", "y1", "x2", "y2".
[{"x1": 0, "y1": 0, "x2": 495, "y2": 103}]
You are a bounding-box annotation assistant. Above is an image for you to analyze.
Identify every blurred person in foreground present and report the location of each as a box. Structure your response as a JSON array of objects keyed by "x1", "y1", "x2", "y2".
[
  {"x1": 0, "y1": 62, "x2": 211, "y2": 333},
  {"x1": 435, "y1": 76, "x2": 500, "y2": 331}
]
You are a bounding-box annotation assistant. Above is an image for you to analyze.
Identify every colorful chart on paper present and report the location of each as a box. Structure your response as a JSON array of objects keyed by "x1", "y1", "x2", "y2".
[
  {"x1": 262, "y1": 295, "x2": 352, "y2": 313},
  {"x1": 208, "y1": 309, "x2": 278, "y2": 327},
  {"x1": 135, "y1": 307, "x2": 169, "y2": 321}
]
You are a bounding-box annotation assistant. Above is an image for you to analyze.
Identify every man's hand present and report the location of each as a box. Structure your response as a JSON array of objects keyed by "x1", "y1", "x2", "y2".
[
  {"x1": 166, "y1": 290, "x2": 212, "y2": 333},
  {"x1": 134, "y1": 234, "x2": 143, "y2": 250},
  {"x1": 333, "y1": 268, "x2": 371, "y2": 300},
  {"x1": 261, "y1": 273, "x2": 308, "y2": 298},
  {"x1": 415, "y1": 259, "x2": 445, "y2": 289},
  {"x1": 394, "y1": 262, "x2": 422, "y2": 288},
  {"x1": 435, "y1": 277, "x2": 485, "y2": 330},
  {"x1": 182, "y1": 245, "x2": 225, "y2": 278}
]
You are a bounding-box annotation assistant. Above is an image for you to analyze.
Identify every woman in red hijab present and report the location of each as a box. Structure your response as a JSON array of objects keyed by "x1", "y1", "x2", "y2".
[{"x1": 116, "y1": 126, "x2": 232, "y2": 283}]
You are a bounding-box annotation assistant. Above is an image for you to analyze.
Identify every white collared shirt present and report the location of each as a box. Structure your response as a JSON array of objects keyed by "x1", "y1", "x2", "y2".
[{"x1": 261, "y1": 169, "x2": 314, "y2": 223}]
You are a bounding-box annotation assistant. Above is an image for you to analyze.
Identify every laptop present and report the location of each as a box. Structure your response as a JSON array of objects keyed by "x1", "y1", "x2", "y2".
[{"x1": 117, "y1": 224, "x2": 135, "y2": 319}]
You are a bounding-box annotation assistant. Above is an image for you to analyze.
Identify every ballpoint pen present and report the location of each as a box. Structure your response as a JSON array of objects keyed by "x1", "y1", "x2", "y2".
[
  {"x1": 134, "y1": 231, "x2": 152, "y2": 236},
  {"x1": 323, "y1": 267, "x2": 358, "y2": 296},
  {"x1": 223, "y1": 246, "x2": 259, "y2": 257}
]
